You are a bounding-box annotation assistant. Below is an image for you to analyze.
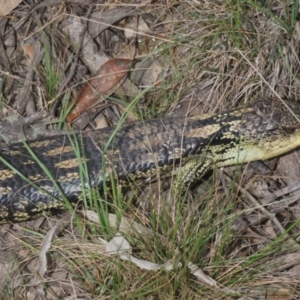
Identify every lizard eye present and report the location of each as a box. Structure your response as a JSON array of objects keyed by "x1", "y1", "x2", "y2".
[{"x1": 283, "y1": 126, "x2": 297, "y2": 134}]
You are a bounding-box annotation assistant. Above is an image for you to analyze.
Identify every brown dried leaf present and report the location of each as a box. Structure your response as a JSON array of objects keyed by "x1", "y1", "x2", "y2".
[
  {"x1": 67, "y1": 58, "x2": 136, "y2": 123},
  {"x1": 22, "y1": 45, "x2": 35, "y2": 59},
  {"x1": 89, "y1": 7, "x2": 143, "y2": 38},
  {"x1": 124, "y1": 17, "x2": 150, "y2": 40},
  {"x1": 0, "y1": 0, "x2": 22, "y2": 16},
  {"x1": 62, "y1": 16, "x2": 109, "y2": 74},
  {"x1": 264, "y1": 219, "x2": 277, "y2": 239}
]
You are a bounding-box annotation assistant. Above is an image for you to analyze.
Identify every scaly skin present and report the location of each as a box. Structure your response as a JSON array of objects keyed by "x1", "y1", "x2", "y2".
[{"x1": 0, "y1": 98, "x2": 300, "y2": 223}]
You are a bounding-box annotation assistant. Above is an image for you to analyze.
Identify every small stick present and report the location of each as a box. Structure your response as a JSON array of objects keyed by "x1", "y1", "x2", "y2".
[{"x1": 50, "y1": 3, "x2": 95, "y2": 118}]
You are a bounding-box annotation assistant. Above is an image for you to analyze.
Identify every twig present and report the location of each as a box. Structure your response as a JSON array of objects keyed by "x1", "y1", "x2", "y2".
[
  {"x1": 217, "y1": 169, "x2": 231, "y2": 203},
  {"x1": 0, "y1": 36, "x2": 14, "y2": 94},
  {"x1": 50, "y1": 3, "x2": 95, "y2": 117},
  {"x1": 262, "y1": 182, "x2": 300, "y2": 204},
  {"x1": 223, "y1": 172, "x2": 298, "y2": 247},
  {"x1": 12, "y1": 0, "x2": 94, "y2": 33},
  {"x1": 15, "y1": 111, "x2": 48, "y2": 127},
  {"x1": 15, "y1": 41, "x2": 44, "y2": 115}
]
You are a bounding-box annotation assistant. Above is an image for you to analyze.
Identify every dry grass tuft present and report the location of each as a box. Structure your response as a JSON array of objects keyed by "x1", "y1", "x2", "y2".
[{"x1": 1, "y1": 0, "x2": 300, "y2": 299}]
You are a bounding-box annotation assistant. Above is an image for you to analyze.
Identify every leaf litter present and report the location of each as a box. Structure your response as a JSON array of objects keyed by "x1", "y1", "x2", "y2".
[{"x1": 0, "y1": 1, "x2": 300, "y2": 299}]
